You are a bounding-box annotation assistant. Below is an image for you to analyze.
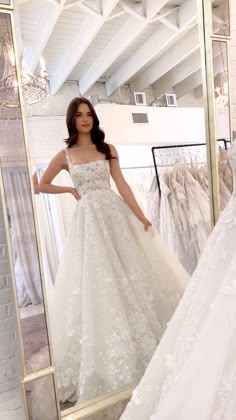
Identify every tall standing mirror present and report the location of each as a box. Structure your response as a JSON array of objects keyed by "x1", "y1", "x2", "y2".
[
  {"x1": 212, "y1": 0, "x2": 230, "y2": 36},
  {"x1": 17, "y1": 0, "x2": 213, "y2": 417},
  {"x1": 0, "y1": 10, "x2": 51, "y2": 375},
  {"x1": 0, "y1": 173, "x2": 25, "y2": 420}
]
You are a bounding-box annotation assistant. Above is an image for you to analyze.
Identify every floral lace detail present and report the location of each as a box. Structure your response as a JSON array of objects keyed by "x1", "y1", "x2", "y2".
[
  {"x1": 64, "y1": 150, "x2": 110, "y2": 196},
  {"x1": 48, "y1": 153, "x2": 188, "y2": 405},
  {"x1": 121, "y1": 143, "x2": 236, "y2": 420},
  {"x1": 152, "y1": 194, "x2": 236, "y2": 400}
]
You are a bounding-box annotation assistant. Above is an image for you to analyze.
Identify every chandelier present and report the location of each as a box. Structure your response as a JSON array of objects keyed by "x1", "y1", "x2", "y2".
[{"x1": 0, "y1": 35, "x2": 50, "y2": 108}]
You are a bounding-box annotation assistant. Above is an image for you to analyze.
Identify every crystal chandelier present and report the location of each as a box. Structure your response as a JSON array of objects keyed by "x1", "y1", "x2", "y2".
[{"x1": 0, "y1": 35, "x2": 50, "y2": 108}]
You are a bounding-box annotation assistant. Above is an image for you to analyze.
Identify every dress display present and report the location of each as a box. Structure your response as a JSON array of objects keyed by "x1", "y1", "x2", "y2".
[
  {"x1": 48, "y1": 149, "x2": 189, "y2": 405},
  {"x1": 146, "y1": 148, "x2": 232, "y2": 274},
  {"x1": 120, "y1": 141, "x2": 236, "y2": 420}
]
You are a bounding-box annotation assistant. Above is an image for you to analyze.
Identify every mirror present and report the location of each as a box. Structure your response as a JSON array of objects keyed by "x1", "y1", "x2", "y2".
[
  {"x1": 0, "y1": 11, "x2": 51, "y2": 376},
  {"x1": 24, "y1": 374, "x2": 59, "y2": 420},
  {"x1": 212, "y1": 40, "x2": 232, "y2": 212},
  {"x1": 0, "y1": 0, "x2": 232, "y2": 418},
  {"x1": 21, "y1": 0, "x2": 212, "y2": 414},
  {"x1": 212, "y1": 0, "x2": 230, "y2": 36},
  {"x1": 0, "y1": 174, "x2": 25, "y2": 420}
]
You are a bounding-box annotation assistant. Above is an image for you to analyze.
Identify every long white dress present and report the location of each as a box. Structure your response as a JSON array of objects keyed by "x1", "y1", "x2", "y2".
[
  {"x1": 49, "y1": 150, "x2": 189, "y2": 404},
  {"x1": 120, "y1": 141, "x2": 236, "y2": 420}
]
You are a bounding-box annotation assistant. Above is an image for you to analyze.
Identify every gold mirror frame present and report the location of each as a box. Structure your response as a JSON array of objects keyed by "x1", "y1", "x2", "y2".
[
  {"x1": 0, "y1": 0, "x2": 12, "y2": 9},
  {"x1": 0, "y1": 7, "x2": 60, "y2": 419},
  {"x1": 198, "y1": 0, "x2": 231, "y2": 226},
  {"x1": 0, "y1": 1, "x2": 232, "y2": 419}
]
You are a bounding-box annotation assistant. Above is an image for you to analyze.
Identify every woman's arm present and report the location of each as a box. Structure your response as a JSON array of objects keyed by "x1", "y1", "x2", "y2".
[
  {"x1": 109, "y1": 145, "x2": 151, "y2": 231},
  {"x1": 32, "y1": 171, "x2": 40, "y2": 195},
  {"x1": 39, "y1": 150, "x2": 80, "y2": 200}
]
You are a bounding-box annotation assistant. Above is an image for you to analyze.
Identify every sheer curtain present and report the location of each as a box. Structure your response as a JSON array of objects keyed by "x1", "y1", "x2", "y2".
[
  {"x1": 35, "y1": 170, "x2": 61, "y2": 290},
  {"x1": 3, "y1": 165, "x2": 42, "y2": 307}
]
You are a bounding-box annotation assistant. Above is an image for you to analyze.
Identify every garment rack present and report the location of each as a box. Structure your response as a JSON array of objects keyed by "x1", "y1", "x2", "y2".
[
  {"x1": 152, "y1": 139, "x2": 229, "y2": 196},
  {"x1": 121, "y1": 165, "x2": 154, "y2": 170}
]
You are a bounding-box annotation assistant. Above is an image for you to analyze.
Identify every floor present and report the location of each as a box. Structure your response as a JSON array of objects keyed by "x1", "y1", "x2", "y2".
[
  {"x1": 20, "y1": 310, "x2": 51, "y2": 372},
  {"x1": 0, "y1": 388, "x2": 25, "y2": 420}
]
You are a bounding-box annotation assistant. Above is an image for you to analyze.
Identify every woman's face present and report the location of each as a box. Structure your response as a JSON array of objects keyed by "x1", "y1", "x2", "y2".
[{"x1": 75, "y1": 102, "x2": 93, "y2": 134}]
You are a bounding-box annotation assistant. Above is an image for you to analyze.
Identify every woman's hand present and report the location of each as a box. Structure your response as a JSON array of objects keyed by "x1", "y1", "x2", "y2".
[
  {"x1": 70, "y1": 187, "x2": 81, "y2": 200},
  {"x1": 140, "y1": 217, "x2": 152, "y2": 231}
]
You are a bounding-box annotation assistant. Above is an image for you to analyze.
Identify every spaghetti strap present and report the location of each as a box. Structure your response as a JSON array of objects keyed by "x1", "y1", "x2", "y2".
[{"x1": 64, "y1": 148, "x2": 71, "y2": 166}]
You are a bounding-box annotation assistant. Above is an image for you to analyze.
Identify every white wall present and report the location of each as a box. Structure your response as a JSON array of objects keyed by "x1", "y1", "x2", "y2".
[{"x1": 95, "y1": 103, "x2": 206, "y2": 145}]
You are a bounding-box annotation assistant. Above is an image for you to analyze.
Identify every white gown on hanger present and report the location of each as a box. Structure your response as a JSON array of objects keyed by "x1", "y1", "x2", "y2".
[
  {"x1": 120, "y1": 141, "x2": 236, "y2": 420},
  {"x1": 48, "y1": 149, "x2": 189, "y2": 404}
]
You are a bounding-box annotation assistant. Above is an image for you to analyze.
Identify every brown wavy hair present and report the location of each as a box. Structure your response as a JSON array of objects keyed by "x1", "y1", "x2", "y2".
[{"x1": 65, "y1": 97, "x2": 114, "y2": 160}]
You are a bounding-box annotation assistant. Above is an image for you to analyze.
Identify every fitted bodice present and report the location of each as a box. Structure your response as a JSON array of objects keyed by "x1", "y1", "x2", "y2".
[{"x1": 65, "y1": 149, "x2": 111, "y2": 196}]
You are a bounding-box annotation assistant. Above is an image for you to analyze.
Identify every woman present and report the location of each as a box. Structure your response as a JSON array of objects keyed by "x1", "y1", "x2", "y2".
[
  {"x1": 39, "y1": 97, "x2": 188, "y2": 404},
  {"x1": 121, "y1": 141, "x2": 236, "y2": 420}
]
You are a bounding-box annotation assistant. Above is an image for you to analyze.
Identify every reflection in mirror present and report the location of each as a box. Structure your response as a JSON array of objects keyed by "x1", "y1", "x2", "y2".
[
  {"x1": 11, "y1": 0, "x2": 233, "y2": 416},
  {"x1": 24, "y1": 374, "x2": 58, "y2": 420},
  {"x1": 212, "y1": 0, "x2": 230, "y2": 36},
  {"x1": 0, "y1": 11, "x2": 51, "y2": 375},
  {"x1": 0, "y1": 181, "x2": 25, "y2": 420},
  {"x1": 212, "y1": 40, "x2": 232, "y2": 212}
]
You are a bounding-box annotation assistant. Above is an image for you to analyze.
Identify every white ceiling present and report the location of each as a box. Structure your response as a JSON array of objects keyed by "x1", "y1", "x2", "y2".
[{"x1": 13, "y1": 0, "x2": 228, "y2": 100}]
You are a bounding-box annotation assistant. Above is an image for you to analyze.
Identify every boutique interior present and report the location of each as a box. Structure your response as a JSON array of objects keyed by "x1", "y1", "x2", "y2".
[{"x1": 0, "y1": 0, "x2": 233, "y2": 419}]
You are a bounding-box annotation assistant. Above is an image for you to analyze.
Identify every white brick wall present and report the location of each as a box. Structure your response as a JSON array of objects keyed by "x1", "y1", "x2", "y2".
[{"x1": 0, "y1": 197, "x2": 22, "y2": 393}]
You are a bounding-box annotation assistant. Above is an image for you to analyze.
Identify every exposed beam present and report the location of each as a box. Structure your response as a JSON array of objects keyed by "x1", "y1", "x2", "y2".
[
  {"x1": 151, "y1": 7, "x2": 179, "y2": 23},
  {"x1": 212, "y1": 12, "x2": 225, "y2": 26},
  {"x1": 105, "y1": 10, "x2": 126, "y2": 22},
  {"x1": 145, "y1": 0, "x2": 167, "y2": 20},
  {"x1": 194, "y1": 81, "x2": 205, "y2": 100},
  {"x1": 25, "y1": 0, "x2": 67, "y2": 73},
  {"x1": 64, "y1": 0, "x2": 101, "y2": 16},
  {"x1": 120, "y1": 1, "x2": 146, "y2": 20},
  {"x1": 158, "y1": 10, "x2": 179, "y2": 32},
  {"x1": 212, "y1": 2, "x2": 228, "y2": 25},
  {"x1": 153, "y1": 50, "x2": 201, "y2": 98},
  {"x1": 64, "y1": 0, "x2": 83, "y2": 8},
  {"x1": 79, "y1": 0, "x2": 170, "y2": 96},
  {"x1": 174, "y1": 70, "x2": 202, "y2": 99},
  {"x1": 131, "y1": 26, "x2": 199, "y2": 91},
  {"x1": 105, "y1": 0, "x2": 197, "y2": 97},
  {"x1": 50, "y1": 0, "x2": 120, "y2": 95},
  {"x1": 174, "y1": 53, "x2": 223, "y2": 99}
]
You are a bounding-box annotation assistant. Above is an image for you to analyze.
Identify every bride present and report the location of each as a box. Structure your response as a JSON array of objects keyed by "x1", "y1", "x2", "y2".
[
  {"x1": 121, "y1": 141, "x2": 236, "y2": 420},
  {"x1": 39, "y1": 97, "x2": 188, "y2": 405}
]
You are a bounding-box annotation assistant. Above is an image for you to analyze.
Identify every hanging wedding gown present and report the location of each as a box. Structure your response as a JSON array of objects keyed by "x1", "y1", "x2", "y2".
[
  {"x1": 120, "y1": 141, "x2": 236, "y2": 420},
  {"x1": 48, "y1": 149, "x2": 189, "y2": 404}
]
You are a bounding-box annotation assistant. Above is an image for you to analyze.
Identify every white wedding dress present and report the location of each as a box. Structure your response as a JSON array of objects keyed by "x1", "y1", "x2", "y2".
[
  {"x1": 48, "y1": 149, "x2": 189, "y2": 404},
  {"x1": 121, "y1": 141, "x2": 236, "y2": 420}
]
